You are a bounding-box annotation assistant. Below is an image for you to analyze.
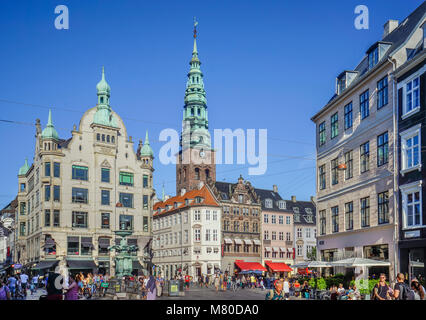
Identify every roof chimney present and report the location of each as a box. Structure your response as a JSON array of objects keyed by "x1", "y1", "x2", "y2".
[
  {"x1": 383, "y1": 20, "x2": 399, "y2": 38},
  {"x1": 291, "y1": 195, "x2": 296, "y2": 203},
  {"x1": 273, "y1": 185, "x2": 278, "y2": 193}
]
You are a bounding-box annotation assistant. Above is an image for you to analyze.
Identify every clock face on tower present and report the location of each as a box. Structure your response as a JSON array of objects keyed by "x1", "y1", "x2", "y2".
[{"x1": 199, "y1": 150, "x2": 205, "y2": 158}]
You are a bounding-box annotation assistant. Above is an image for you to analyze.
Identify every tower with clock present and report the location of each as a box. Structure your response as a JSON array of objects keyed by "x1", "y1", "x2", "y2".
[{"x1": 176, "y1": 19, "x2": 216, "y2": 195}]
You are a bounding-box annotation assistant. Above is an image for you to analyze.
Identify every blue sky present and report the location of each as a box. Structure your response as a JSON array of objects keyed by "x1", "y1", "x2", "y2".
[{"x1": 0, "y1": 0, "x2": 423, "y2": 208}]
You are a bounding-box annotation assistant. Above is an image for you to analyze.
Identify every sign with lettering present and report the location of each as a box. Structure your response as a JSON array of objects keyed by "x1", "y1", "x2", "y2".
[{"x1": 405, "y1": 230, "x2": 420, "y2": 239}]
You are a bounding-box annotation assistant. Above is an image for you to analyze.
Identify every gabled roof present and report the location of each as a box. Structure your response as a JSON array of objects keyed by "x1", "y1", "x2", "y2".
[{"x1": 153, "y1": 185, "x2": 219, "y2": 217}]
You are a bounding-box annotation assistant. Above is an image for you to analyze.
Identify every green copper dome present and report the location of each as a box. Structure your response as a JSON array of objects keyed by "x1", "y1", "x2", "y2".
[
  {"x1": 93, "y1": 67, "x2": 118, "y2": 128},
  {"x1": 140, "y1": 131, "x2": 154, "y2": 157},
  {"x1": 18, "y1": 159, "x2": 30, "y2": 176},
  {"x1": 41, "y1": 109, "x2": 59, "y2": 140}
]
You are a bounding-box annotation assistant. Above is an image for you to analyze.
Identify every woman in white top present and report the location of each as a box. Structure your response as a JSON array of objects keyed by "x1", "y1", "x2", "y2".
[{"x1": 411, "y1": 279, "x2": 425, "y2": 300}]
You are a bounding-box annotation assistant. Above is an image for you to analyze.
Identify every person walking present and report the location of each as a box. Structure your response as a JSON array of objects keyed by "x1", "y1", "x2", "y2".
[
  {"x1": 283, "y1": 278, "x2": 290, "y2": 299},
  {"x1": 372, "y1": 273, "x2": 391, "y2": 300},
  {"x1": 411, "y1": 279, "x2": 425, "y2": 300},
  {"x1": 7, "y1": 275, "x2": 17, "y2": 299},
  {"x1": 0, "y1": 278, "x2": 11, "y2": 300},
  {"x1": 19, "y1": 272, "x2": 29, "y2": 297},
  {"x1": 65, "y1": 275, "x2": 79, "y2": 300},
  {"x1": 146, "y1": 275, "x2": 157, "y2": 300},
  {"x1": 393, "y1": 273, "x2": 415, "y2": 300},
  {"x1": 214, "y1": 274, "x2": 220, "y2": 292}
]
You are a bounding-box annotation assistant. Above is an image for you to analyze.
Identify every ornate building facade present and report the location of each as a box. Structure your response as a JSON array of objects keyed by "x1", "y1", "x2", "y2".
[{"x1": 16, "y1": 69, "x2": 155, "y2": 275}]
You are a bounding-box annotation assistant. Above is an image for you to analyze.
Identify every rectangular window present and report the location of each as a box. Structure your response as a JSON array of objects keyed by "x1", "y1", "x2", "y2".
[
  {"x1": 279, "y1": 232, "x2": 284, "y2": 241},
  {"x1": 194, "y1": 229, "x2": 201, "y2": 242},
  {"x1": 205, "y1": 229, "x2": 211, "y2": 241},
  {"x1": 377, "y1": 77, "x2": 388, "y2": 109},
  {"x1": 20, "y1": 183, "x2": 26, "y2": 192},
  {"x1": 119, "y1": 193, "x2": 133, "y2": 208},
  {"x1": 330, "y1": 112, "x2": 338, "y2": 139},
  {"x1": 264, "y1": 214, "x2": 269, "y2": 224},
  {"x1": 143, "y1": 216, "x2": 149, "y2": 232},
  {"x1": 53, "y1": 185, "x2": 60, "y2": 201},
  {"x1": 319, "y1": 121, "x2": 326, "y2": 146},
  {"x1": 405, "y1": 77, "x2": 420, "y2": 114},
  {"x1": 360, "y1": 90, "x2": 369, "y2": 119},
  {"x1": 320, "y1": 210, "x2": 326, "y2": 235},
  {"x1": 286, "y1": 216, "x2": 291, "y2": 224},
  {"x1": 377, "y1": 132, "x2": 389, "y2": 166},
  {"x1": 67, "y1": 237, "x2": 79, "y2": 255},
  {"x1": 272, "y1": 231, "x2": 276, "y2": 240},
  {"x1": 20, "y1": 202, "x2": 26, "y2": 215},
  {"x1": 101, "y1": 190, "x2": 110, "y2": 205},
  {"x1": 297, "y1": 245, "x2": 303, "y2": 257},
  {"x1": 45, "y1": 162, "x2": 51, "y2": 177},
  {"x1": 264, "y1": 230, "x2": 269, "y2": 240},
  {"x1": 101, "y1": 212, "x2": 110, "y2": 229},
  {"x1": 331, "y1": 158, "x2": 339, "y2": 185},
  {"x1": 101, "y1": 168, "x2": 110, "y2": 183},
  {"x1": 72, "y1": 211, "x2": 88, "y2": 228},
  {"x1": 143, "y1": 175, "x2": 149, "y2": 188},
  {"x1": 72, "y1": 188, "x2": 88, "y2": 204},
  {"x1": 271, "y1": 215, "x2": 276, "y2": 224},
  {"x1": 331, "y1": 206, "x2": 339, "y2": 233},
  {"x1": 80, "y1": 237, "x2": 93, "y2": 256},
  {"x1": 53, "y1": 210, "x2": 60, "y2": 227},
  {"x1": 119, "y1": 215, "x2": 133, "y2": 230},
  {"x1": 234, "y1": 221, "x2": 239, "y2": 232},
  {"x1": 319, "y1": 164, "x2": 326, "y2": 190},
  {"x1": 45, "y1": 185, "x2": 51, "y2": 202},
  {"x1": 360, "y1": 141, "x2": 370, "y2": 173},
  {"x1": 279, "y1": 215, "x2": 283, "y2": 224},
  {"x1": 20, "y1": 222, "x2": 26, "y2": 236},
  {"x1": 368, "y1": 47, "x2": 378, "y2": 69},
  {"x1": 72, "y1": 165, "x2": 88, "y2": 181},
  {"x1": 53, "y1": 162, "x2": 60, "y2": 178},
  {"x1": 344, "y1": 150, "x2": 353, "y2": 180},
  {"x1": 403, "y1": 188, "x2": 422, "y2": 228},
  {"x1": 345, "y1": 202, "x2": 353, "y2": 230},
  {"x1": 297, "y1": 228, "x2": 302, "y2": 238},
  {"x1": 143, "y1": 195, "x2": 149, "y2": 209},
  {"x1": 44, "y1": 210, "x2": 50, "y2": 227},
  {"x1": 344, "y1": 102, "x2": 353, "y2": 130},
  {"x1": 378, "y1": 191, "x2": 389, "y2": 224},
  {"x1": 402, "y1": 129, "x2": 420, "y2": 170},
  {"x1": 119, "y1": 172, "x2": 134, "y2": 186},
  {"x1": 361, "y1": 197, "x2": 370, "y2": 228}
]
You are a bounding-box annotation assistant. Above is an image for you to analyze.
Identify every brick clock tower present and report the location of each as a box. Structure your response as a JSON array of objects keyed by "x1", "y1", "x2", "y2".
[{"x1": 176, "y1": 20, "x2": 216, "y2": 195}]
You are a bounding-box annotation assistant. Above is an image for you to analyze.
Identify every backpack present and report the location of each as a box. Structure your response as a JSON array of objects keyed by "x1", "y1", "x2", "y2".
[{"x1": 399, "y1": 283, "x2": 415, "y2": 300}]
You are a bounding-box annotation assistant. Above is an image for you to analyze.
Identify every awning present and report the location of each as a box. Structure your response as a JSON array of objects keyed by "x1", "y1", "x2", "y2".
[
  {"x1": 235, "y1": 260, "x2": 267, "y2": 272},
  {"x1": 253, "y1": 240, "x2": 261, "y2": 245},
  {"x1": 33, "y1": 260, "x2": 59, "y2": 270},
  {"x1": 132, "y1": 260, "x2": 143, "y2": 270},
  {"x1": 265, "y1": 261, "x2": 293, "y2": 273},
  {"x1": 279, "y1": 247, "x2": 286, "y2": 252},
  {"x1": 287, "y1": 248, "x2": 293, "y2": 253},
  {"x1": 330, "y1": 257, "x2": 391, "y2": 267},
  {"x1": 243, "y1": 239, "x2": 252, "y2": 245},
  {"x1": 67, "y1": 236, "x2": 79, "y2": 242},
  {"x1": 42, "y1": 238, "x2": 55, "y2": 248},
  {"x1": 272, "y1": 247, "x2": 279, "y2": 252},
  {"x1": 67, "y1": 260, "x2": 97, "y2": 270},
  {"x1": 234, "y1": 239, "x2": 243, "y2": 245},
  {"x1": 207, "y1": 263, "x2": 213, "y2": 268},
  {"x1": 98, "y1": 238, "x2": 110, "y2": 249},
  {"x1": 81, "y1": 237, "x2": 93, "y2": 248},
  {"x1": 264, "y1": 247, "x2": 271, "y2": 252},
  {"x1": 224, "y1": 238, "x2": 232, "y2": 244}
]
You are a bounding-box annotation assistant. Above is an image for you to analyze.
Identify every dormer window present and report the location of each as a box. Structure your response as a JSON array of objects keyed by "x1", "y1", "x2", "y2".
[
  {"x1": 265, "y1": 199, "x2": 273, "y2": 208},
  {"x1": 278, "y1": 201, "x2": 286, "y2": 209},
  {"x1": 336, "y1": 71, "x2": 358, "y2": 95},
  {"x1": 305, "y1": 208, "x2": 312, "y2": 214},
  {"x1": 367, "y1": 42, "x2": 392, "y2": 70},
  {"x1": 185, "y1": 198, "x2": 189, "y2": 206},
  {"x1": 174, "y1": 202, "x2": 178, "y2": 208},
  {"x1": 293, "y1": 207, "x2": 300, "y2": 214},
  {"x1": 195, "y1": 196, "x2": 203, "y2": 204}
]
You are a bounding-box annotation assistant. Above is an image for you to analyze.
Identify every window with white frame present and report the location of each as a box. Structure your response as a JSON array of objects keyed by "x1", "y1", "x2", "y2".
[
  {"x1": 264, "y1": 214, "x2": 269, "y2": 224},
  {"x1": 401, "y1": 182, "x2": 423, "y2": 228},
  {"x1": 194, "y1": 229, "x2": 201, "y2": 242},
  {"x1": 194, "y1": 210, "x2": 201, "y2": 221},
  {"x1": 213, "y1": 229, "x2": 218, "y2": 241},
  {"x1": 405, "y1": 76, "x2": 420, "y2": 115},
  {"x1": 297, "y1": 245, "x2": 303, "y2": 257},
  {"x1": 265, "y1": 199, "x2": 273, "y2": 208},
  {"x1": 206, "y1": 210, "x2": 210, "y2": 220},
  {"x1": 400, "y1": 125, "x2": 421, "y2": 173},
  {"x1": 205, "y1": 229, "x2": 211, "y2": 241},
  {"x1": 297, "y1": 228, "x2": 302, "y2": 238},
  {"x1": 278, "y1": 201, "x2": 286, "y2": 209},
  {"x1": 279, "y1": 215, "x2": 283, "y2": 224},
  {"x1": 306, "y1": 228, "x2": 311, "y2": 238},
  {"x1": 286, "y1": 216, "x2": 291, "y2": 224}
]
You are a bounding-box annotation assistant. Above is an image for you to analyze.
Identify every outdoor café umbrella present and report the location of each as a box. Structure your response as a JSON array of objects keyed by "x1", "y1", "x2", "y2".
[
  {"x1": 291, "y1": 261, "x2": 333, "y2": 268},
  {"x1": 330, "y1": 257, "x2": 391, "y2": 267}
]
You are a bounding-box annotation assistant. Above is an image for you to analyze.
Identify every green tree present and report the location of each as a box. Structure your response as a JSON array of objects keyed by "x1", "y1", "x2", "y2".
[{"x1": 307, "y1": 247, "x2": 317, "y2": 261}]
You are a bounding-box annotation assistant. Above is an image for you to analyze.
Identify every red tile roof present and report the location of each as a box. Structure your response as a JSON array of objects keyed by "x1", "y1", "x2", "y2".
[{"x1": 153, "y1": 185, "x2": 219, "y2": 217}]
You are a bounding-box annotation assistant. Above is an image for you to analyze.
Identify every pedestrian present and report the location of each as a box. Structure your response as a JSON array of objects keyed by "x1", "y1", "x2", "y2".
[
  {"x1": 45, "y1": 271, "x2": 63, "y2": 300},
  {"x1": 410, "y1": 279, "x2": 425, "y2": 300},
  {"x1": 372, "y1": 273, "x2": 391, "y2": 300},
  {"x1": 266, "y1": 280, "x2": 285, "y2": 300},
  {"x1": 19, "y1": 272, "x2": 29, "y2": 297},
  {"x1": 65, "y1": 275, "x2": 79, "y2": 300},
  {"x1": 283, "y1": 278, "x2": 290, "y2": 299},
  {"x1": 250, "y1": 274, "x2": 256, "y2": 289},
  {"x1": 31, "y1": 274, "x2": 39, "y2": 294},
  {"x1": 0, "y1": 278, "x2": 11, "y2": 300},
  {"x1": 241, "y1": 275, "x2": 246, "y2": 289},
  {"x1": 184, "y1": 274, "x2": 190, "y2": 290},
  {"x1": 393, "y1": 273, "x2": 415, "y2": 300},
  {"x1": 146, "y1": 275, "x2": 157, "y2": 300},
  {"x1": 7, "y1": 274, "x2": 17, "y2": 298}
]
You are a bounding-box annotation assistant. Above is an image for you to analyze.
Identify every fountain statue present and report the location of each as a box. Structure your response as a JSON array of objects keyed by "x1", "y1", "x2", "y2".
[{"x1": 108, "y1": 230, "x2": 138, "y2": 278}]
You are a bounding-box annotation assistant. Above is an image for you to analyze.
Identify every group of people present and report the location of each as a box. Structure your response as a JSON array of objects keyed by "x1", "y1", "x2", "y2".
[
  {"x1": 371, "y1": 273, "x2": 425, "y2": 300},
  {"x1": 0, "y1": 272, "x2": 40, "y2": 300}
]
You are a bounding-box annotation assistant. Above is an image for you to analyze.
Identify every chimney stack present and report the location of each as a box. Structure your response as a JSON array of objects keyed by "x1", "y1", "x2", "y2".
[
  {"x1": 383, "y1": 20, "x2": 399, "y2": 38},
  {"x1": 291, "y1": 195, "x2": 296, "y2": 203},
  {"x1": 273, "y1": 185, "x2": 278, "y2": 193}
]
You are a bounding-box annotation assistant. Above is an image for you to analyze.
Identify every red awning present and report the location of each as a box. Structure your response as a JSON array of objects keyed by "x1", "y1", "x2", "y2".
[
  {"x1": 235, "y1": 260, "x2": 267, "y2": 272},
  {"x1": 265, "y1": 261, "x2": 293, "y2": 272}
]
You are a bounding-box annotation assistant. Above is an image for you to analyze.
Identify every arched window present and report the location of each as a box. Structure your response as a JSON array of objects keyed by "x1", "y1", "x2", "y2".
[
  {"x1": 96, "y1": 133, "x2": 100, "y2": 141},
  {"x1": 106, "y1": 135, "x2": 110, "y2": 143},
  {"x1": 100, "y1": 97, "x2": 104, "y2": 104},
  {"x1": 102, "y1": 134, "x2": 105, "y2": 142},
  {"x1": 183, "y1": 168, "x2": 186, "y2": 180},
  {"x1": 111, "y1": 136, "x2": 115, "y2": 143},
  {"x1": 195, "y1": 168, "x2": 200, "y2": 180}
]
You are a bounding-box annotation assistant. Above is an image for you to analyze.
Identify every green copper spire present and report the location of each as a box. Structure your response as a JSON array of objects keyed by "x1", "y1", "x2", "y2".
[
  {"x1": 41, "y1": 109, "x2": 59, "y2": 140},
  {"x1": 93, "y1": 67, "x2": 118, "y2": 127},
  {"x1": 181, "y1": 18, "x2": 211, "y2": 150},
  {"x1": 140, "y1": 130, "x2": 154, "y2": 157},
  {"x1": 18, "y1": 158, "x2": 30, "y2": 176}
]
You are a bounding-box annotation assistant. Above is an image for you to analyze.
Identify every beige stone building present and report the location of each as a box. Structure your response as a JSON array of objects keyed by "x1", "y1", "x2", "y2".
[
  {"x1": 16, "y1": 69, "x2": 154, "y2": 275},
  {"x1": 311, "y1": 5, "x2": 426, "y2": 281}
]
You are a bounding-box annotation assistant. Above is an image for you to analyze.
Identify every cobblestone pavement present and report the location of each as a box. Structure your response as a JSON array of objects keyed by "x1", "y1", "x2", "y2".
[{"x1": 158, "y1": 285, "x2": 269, "y2": 300}]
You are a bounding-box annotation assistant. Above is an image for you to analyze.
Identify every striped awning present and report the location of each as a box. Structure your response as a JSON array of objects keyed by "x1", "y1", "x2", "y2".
[
  {"x1": 243, "y1": 239, "x2": 253, "y2": 245},
  {"x1": 279, "y1": 247, "x2": 286, "y2": 252},
  {"x1": 287, "y1": 248, "x2": 293, "y2": 253},
  {"x1": 272, "y1": 247, "x2": 279, "y2": 252},
  {"x1": 253, "y1": 240, "x2": 261, "y2": 245},
  {"x1": 224, "y1": 238, "x2": 232, "y2": 244},
  {"x1": 264, "y1": 247, "x2": 272, "y2": 252}
]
